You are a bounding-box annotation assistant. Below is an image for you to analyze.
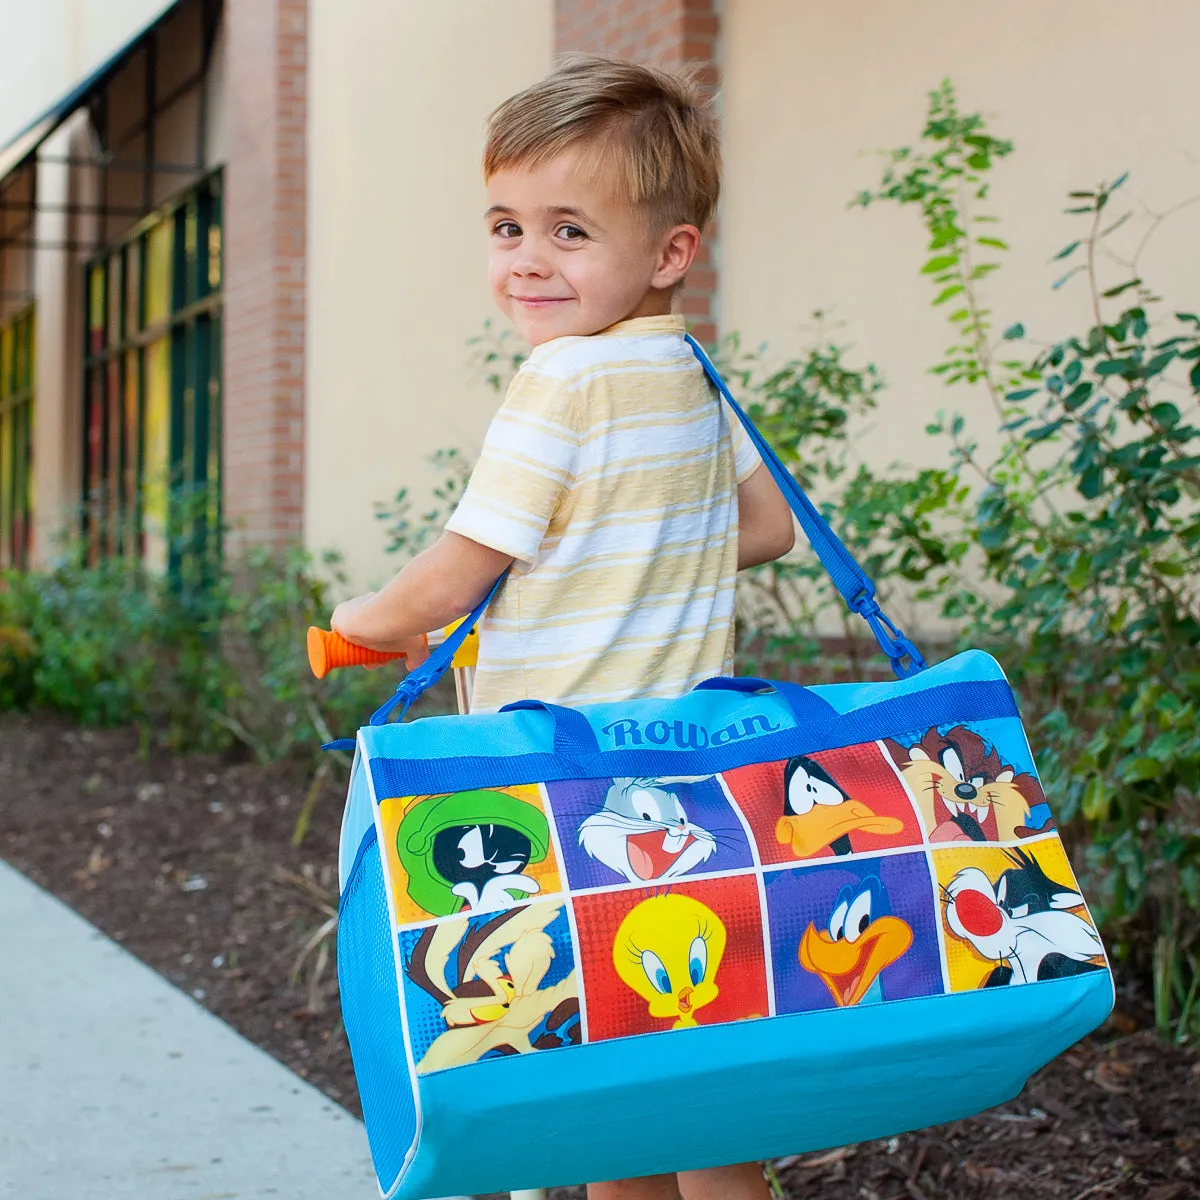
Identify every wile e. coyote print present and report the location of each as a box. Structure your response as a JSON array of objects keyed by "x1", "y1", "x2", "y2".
[
  {"x1": 403, "y1": 904, "x2": 579, "y2": 1073},
  {"x1": 885, "y1": 726, "x2": 1049, "y2": 843}
]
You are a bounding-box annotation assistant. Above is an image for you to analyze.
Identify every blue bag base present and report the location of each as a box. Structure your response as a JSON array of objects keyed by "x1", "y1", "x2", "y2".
[{"x1": 396, "y1": 972, "x2": 1111, "y2": 1198}]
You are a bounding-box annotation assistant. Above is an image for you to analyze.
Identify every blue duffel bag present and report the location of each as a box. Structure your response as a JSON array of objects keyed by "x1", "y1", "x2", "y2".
[{"x1": 332, "y1": 338, "x2": 1113, "y2": 1199}]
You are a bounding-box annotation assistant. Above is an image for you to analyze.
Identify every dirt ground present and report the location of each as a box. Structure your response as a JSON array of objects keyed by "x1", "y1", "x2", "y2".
[{"x1": 2, "y1": 711, "x2": 1197, "y2": 1200}]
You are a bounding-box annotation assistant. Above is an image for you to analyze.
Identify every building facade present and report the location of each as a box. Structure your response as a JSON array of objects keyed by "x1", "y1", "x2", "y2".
[{"x1": 3, "y1": 0, "x2": 1198, "y2": 589}]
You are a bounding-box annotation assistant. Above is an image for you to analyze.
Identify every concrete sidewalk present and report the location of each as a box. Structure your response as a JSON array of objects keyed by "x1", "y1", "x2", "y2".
[{"x1": 0, "y1": 858, "x2": 380, "y2": 1200}]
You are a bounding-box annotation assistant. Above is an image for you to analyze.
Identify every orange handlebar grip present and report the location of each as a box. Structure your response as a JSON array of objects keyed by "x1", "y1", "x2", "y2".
[{"x1": 307, "y1": 627, "x2": 408, "y2": 679}]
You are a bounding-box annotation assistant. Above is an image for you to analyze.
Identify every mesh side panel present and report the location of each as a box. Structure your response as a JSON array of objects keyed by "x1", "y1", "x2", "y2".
[{"x1": 338, "y1": 826, "x2": 417, "y2": 1190}]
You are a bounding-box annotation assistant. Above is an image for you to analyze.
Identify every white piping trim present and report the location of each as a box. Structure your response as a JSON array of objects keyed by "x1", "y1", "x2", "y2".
[
  {"x1": 362, "y1": 755, "x2": 423, "y2": 1197},
  {"x1": 716, "y1": 770, "x2": 777, "y2": 1018},
  {"x1": 539, "y1": 782, "x2": 590, "y2": 1046}
]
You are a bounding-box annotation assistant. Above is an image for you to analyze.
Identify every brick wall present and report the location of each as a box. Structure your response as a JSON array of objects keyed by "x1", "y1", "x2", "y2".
[
  {"x1": 222, "y1": 0, "x2": 307, "y2": 547},
  {"x1": 556, "y1": 0, "x2": 721, "y2": 343}
]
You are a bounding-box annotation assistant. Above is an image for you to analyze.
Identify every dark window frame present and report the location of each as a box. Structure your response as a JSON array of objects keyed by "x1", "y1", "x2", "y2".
[
  {"x1": 0, "y1": 303, "x2": 35, "y2": 570},
  {"x1": 82, "y1": 169, "x2": 222, "y2": 589}
]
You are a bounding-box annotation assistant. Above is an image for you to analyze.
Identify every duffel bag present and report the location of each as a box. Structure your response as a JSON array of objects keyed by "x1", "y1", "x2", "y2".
[{"x1": 329, "y1": 337, "x2": 1113, "y2": 1199}]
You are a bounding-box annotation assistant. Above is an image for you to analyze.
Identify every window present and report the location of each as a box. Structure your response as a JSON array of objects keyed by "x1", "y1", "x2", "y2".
[
  {"x1": 83, "y1": 173, "x2": 222, "y2": 586},
  {"x1": 0, "y1": 305, "x2": 35, "y2": 570}
]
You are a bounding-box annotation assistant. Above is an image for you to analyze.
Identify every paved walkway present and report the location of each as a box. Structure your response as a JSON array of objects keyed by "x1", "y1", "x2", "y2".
[{"x1": 0, "y1": 858, "x2": 383, "y2": 1200}]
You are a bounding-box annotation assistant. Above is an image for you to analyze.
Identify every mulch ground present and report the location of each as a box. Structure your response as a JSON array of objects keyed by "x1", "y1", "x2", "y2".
[{"x1": 2, "y1": 710, "x2": 1196, "y2": 1200}]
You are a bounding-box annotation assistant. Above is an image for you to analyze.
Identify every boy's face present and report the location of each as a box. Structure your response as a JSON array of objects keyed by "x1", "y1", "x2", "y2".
[{"x1": 485, "y1": 150, "x2": 691, "y2": 346}]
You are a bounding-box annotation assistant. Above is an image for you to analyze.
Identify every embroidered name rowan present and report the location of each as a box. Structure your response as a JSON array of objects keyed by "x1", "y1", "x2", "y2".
[{"x1": 600, "y1": 715, "x2": 781, "y2": 750}]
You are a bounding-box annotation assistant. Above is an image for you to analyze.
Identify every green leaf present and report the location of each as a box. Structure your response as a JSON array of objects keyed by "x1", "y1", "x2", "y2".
[
  {"x1": 1052, "y1": 265, "x2": 1086, "y2": 290},
  {"x1": 1081, "y1": 776, "x2": 1109, "y2": 821},
  {"x1": 977, "y1": 237, "x2": 1009, "y2": 250},
  {"x1": 1053, "y1": 240, "x2": 1081, "y2": 261},
  {"x1": 922, "y1": 255, "x2": 959, "y2": 274},
  {"x1": 1005, "y1": 387, "x2": 1038, "y2": 401},
  {"x1": 1102, "y1": 278, "x2": 1142, "y2": 299},
  {"x1": 1120, "y1": 756, "x2": 1163, "y2": 783},
  {"x1": 1152, "y1": 560, "x2": 1186, "y2": 577},
  {"x1": 1003, "y1": 323, "x2": 1025, "y2": 340},
  {"x1": 1063, "y1": 381, "x2": 1094, "y2": 411},
  {"x1": 1079, "y1": 465, "x2": 1103, "y2": 498},
  {"x1": 1067, "y1": 554, "x2": 1093, "y2": 592},
  {"x1": 933, "y1": 284, "x2": 965, "y2": 305},
  {"x1": 1150, "y1": 401, "x2": 1181, "y2": 428}
]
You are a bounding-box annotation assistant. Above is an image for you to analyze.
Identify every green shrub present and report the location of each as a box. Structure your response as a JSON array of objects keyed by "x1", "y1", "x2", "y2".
[
  {"x1": 0, "y1": 544, "x2": 429, "y2": 762},
  {"x1": 738, "y1": 79, "x2": 1199, "y2": 1039}
]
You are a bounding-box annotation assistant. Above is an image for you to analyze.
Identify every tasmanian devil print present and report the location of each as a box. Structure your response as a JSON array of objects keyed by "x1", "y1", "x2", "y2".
[
  {"x1": 885, "y1": 726, "x2": 1047, "y2": 842},
  {"x1": 578, "y1": 778, "x2": 717, "y2": 883},
  {"x1": 943, "y1": 848, "x2": 1106, "y2": 986}
]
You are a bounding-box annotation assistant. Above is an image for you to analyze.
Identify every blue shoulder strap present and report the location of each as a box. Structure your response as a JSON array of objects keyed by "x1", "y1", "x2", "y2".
[
  {"x1": 350, "y1": 335, "x2": 925, "y2": 733},
  {"x1": 684, "y1": 333, "x2": 925, "y2": 678},
  {"x1": 365, "y1": 575, "x2": 507, "y2": 727}
]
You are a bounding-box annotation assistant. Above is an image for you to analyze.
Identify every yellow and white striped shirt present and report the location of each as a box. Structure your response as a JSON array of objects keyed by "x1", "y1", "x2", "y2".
[{"x1": 445, "y1": 314, "x2": 760, "y2": 711}]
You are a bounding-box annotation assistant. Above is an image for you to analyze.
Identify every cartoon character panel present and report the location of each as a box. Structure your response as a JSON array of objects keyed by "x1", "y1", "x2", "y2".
[
  {"x1": 379, "y1": 785, "x2": 563, "y2": 926},
  {"x1": 722, "y1": 741, "x2": 923, "y2": 865},
  {"x1": 398, "y1": 900, "x2": 579, "y2": 1075},
  {"x1": 764, "y1": 853, "x2": 944, "y2": 1013},
  {"x1": 547, "y1": 775, "x2": 754, "y2": 889},
  {"x1": 572, "y1": 875, "x2": 769, "y2": 1041},
  {"x1": 934, "y1": 838, "x2": 1107, "y2": 991},
  {"x1": 885, "y1": 718, "x2": 1052, "y2": 844}
]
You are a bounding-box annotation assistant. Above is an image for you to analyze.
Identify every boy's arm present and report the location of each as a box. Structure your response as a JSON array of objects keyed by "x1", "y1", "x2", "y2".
[
  {"x1": 737, "y1": 463, "x2": 795, "y2": 570},
  {"x1": 330, "y1": 532, "x2": 514, "y2": 652}
]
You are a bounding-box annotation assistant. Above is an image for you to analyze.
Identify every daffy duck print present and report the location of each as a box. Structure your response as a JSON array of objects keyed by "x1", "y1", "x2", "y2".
[
  {"x1": 777, "y1": 755, "x2": 904, "y2": 859},
  {"x1": 405, "y1": 904, "x2": 579, "y2": 1073}
]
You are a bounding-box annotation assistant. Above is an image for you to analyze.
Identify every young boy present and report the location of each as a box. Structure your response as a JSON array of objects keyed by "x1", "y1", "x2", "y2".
[{"x1": 331, "y1": 55, "x2": 794, "y2": 1200}]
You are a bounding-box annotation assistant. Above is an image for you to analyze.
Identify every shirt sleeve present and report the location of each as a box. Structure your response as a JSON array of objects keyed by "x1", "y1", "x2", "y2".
[
  {"x1": 445, "y1": 365, "x2": 581, "y2": 565},
  {"x1": 728, "y1": 405, "x2": 764, "y2": 485}
]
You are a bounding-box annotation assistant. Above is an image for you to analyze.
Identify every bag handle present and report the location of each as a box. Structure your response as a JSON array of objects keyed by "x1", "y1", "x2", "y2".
[
  {"x1": 496, "y1": 698, "x2": 601, "y2": 759},
  {"x1": 692, "y1": 675, "x2": 840, "y2": 727},
  {"x1": 683, "y1": 333, "x2": 925, "y2": 679}
]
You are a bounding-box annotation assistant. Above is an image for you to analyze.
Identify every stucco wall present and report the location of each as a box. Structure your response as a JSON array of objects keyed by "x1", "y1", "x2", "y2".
[
  {"x1": 305, "y1": 0, "x2": 554, "y2": 590},
  {"x1": 719, "y1": 0, "x2": 1200, "y2": 476}
]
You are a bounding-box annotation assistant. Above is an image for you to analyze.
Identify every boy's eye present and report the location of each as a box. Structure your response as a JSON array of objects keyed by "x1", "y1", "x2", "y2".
[
  {"x1": 556, "y1": 223, "x2": 587, "y2": 242},
  {"x1": 492, "y1": 220, "x2": 522, "y2": 239}
]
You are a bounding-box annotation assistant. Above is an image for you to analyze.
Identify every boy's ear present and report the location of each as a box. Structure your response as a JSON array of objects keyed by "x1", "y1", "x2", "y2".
[{"x1": 652, "y1": 224, "x2": 702, "y2": 290}]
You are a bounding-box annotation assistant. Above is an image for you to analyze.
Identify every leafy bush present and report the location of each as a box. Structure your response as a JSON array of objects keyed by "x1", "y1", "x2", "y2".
[
  {"x1": 0, "y1": 544, "x2": 414, "y2": 763},
  {"x1": 738, "y1": 80, "x2": 1199, "y2": 1039}
]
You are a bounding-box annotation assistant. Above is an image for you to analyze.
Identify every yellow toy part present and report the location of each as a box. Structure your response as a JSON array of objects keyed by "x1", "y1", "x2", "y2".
[{"x1": 442, "y1": 616, "x2": 479, "y2": 669}]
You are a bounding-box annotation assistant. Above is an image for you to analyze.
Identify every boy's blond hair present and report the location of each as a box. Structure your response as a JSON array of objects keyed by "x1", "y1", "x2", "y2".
[{"x1": 484, "y1": 55, "x2": 721, "y2": 234}]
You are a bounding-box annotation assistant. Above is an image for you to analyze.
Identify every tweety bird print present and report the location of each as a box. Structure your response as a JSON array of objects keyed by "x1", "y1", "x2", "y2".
[{"x1": 613, "y1": 893, "x2": 727, "y2": 1028}]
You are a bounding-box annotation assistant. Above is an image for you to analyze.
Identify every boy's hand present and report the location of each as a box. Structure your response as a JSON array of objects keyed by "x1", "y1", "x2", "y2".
[{"x1": 331, "y1": 596, "x2": 431, "y2": 668}]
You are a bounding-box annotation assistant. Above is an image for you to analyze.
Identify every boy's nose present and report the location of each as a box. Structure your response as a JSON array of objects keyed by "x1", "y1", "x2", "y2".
[
  {"x1": 512, "y1": 255, "x2": 551, "y2": 278},
  {"x1": 510, "y1": 238, "x2": 552, "y2": 277}
]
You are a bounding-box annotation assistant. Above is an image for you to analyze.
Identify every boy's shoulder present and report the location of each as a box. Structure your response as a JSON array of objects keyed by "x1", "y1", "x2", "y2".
[{"x1": 522, "y1": 322, "x2": 693, "y2": 388}]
